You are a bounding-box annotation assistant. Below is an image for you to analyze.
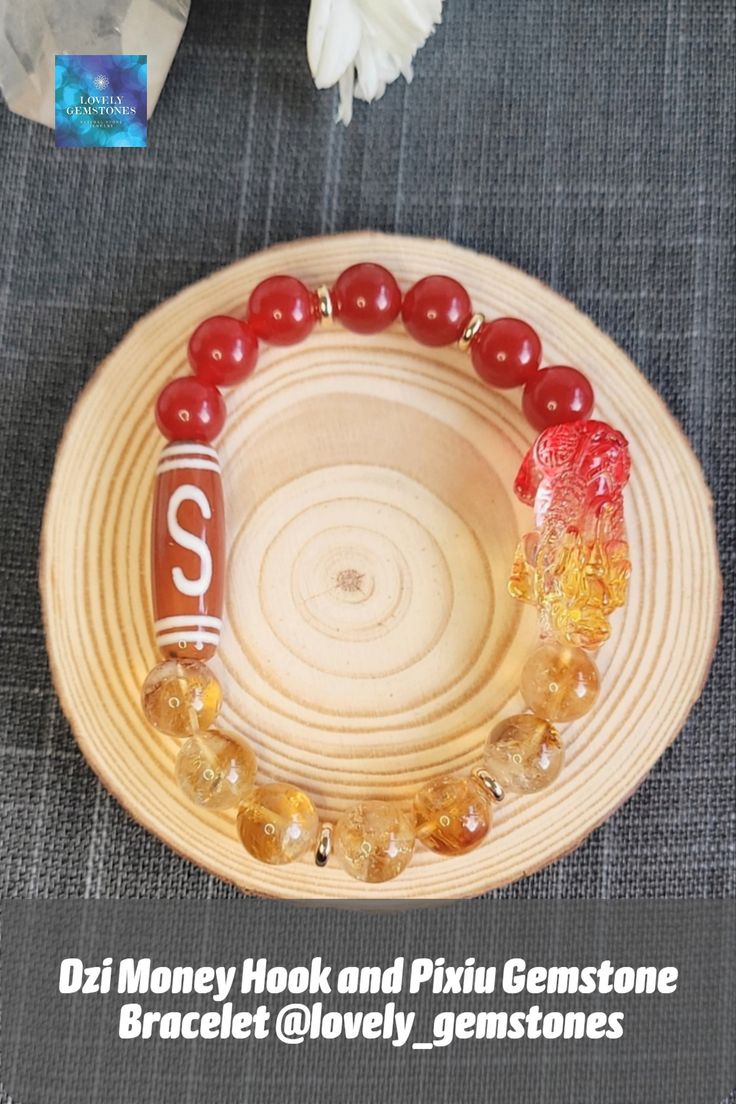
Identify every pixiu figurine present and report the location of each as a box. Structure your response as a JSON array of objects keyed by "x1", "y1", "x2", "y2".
[{"x1": 509, "y1": 420, "x2": 632, "y2": 649}]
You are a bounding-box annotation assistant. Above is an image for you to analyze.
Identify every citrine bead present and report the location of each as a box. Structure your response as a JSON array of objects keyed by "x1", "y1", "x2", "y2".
[
  {"x1": 484, "y1": 713, "x2": 563, "y2": 794},
  {"x1": 333, "y1": 801, "x2": 416, "y2": 883},
  {"x1": 414, "y1": 776, "x2": 491, "y2": 855},
  {"x1": 141, "y1": 659, "x2": 221, "y2": 738},
  {"x1": 175, "y1": 730, "x2": 256, "y2": 809},
  {"x1": 236, "y1": 783, "x2": 318, "y2": 865},
  {"x1": 520, "y1": 643, "x2": 600, "y2": 722}
]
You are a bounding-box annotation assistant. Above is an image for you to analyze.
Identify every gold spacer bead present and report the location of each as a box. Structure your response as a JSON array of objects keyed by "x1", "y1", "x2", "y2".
[
  {"x1": 315, "y1": 822, "x2": 333, "y2": 867},
  {"x1": 470, "y1": 767, "x2": 505, "y2": 803},
  {"x1": 457, "y1": 312, "x2": 485, "y2": 352},
  {"x1": 316, "y1": 285, "x2": 334, "y2": 326}
]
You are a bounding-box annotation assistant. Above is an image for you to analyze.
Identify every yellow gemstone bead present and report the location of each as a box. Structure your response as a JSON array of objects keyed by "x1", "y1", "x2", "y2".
[
  {"x1": 333, "y1": 801, "x2": 415, "y2": 883},
  {"x1": 141, "y1": 659, "x2": 221, "y2": 738},
  {"x1": 175, "y1": 731, "x2": 256, "y2": 809},
  {"x1": 414, "y1": 777, "x2": 491, "y2": 855},
  {"x1": 236, "y1": 783, "x2": 318, "y2": 865},
  {"x1": 484, "y1": 713, "x2": 563, "y2": 794},
  {"x1": 520, "y1": 643, "x2": 600, "y2": 722}
]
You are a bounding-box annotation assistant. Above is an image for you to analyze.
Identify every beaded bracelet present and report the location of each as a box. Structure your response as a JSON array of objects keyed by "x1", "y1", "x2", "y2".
[{"x1": 140, "y1": 264, "x2": 631, "y2": 885}]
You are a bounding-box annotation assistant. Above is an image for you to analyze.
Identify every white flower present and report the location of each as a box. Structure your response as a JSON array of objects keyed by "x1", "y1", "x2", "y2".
[{"x1": 307, "y1": 0, "x2": 444, "y2": 125}]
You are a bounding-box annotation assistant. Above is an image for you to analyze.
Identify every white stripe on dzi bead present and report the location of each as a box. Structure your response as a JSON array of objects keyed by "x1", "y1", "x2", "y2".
[
  {"x1": 155, "y1": 630, "x2": 221, "y2": 647},
  {"x1": 154, "y1": 615, "x2": 223, "y2": 631},
  {"x1": 161, "y1": 442, "x2": 219, "y2": 460},
  {"x1": 156, "y1": 458, "x2": 221, "y2": 475}
]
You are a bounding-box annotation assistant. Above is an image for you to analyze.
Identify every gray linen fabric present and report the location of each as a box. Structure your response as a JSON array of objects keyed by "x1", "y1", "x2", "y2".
[{"x1": 0, "y1": 0, "x2": 734, "y2": 1096}]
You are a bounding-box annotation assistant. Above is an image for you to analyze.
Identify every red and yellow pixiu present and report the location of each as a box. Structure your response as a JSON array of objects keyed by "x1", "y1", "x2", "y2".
[
  {"x1": 140, "y1": 262, "x2": 632, "y2": 886},
  {"x1": 510, "y1": 420, "x2": 631, "y2": 650}
]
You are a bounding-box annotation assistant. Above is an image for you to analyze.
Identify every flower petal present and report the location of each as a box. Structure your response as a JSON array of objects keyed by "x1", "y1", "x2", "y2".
[
  {"x1": 337, "y1": 65, "x2": 356, "y2": 125},
  {"x1": 307, "y1": 0, "x2": 363, "y2": 89}
]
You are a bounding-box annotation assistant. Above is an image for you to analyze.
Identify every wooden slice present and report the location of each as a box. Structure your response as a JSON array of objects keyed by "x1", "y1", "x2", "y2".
[{"x1": 40, "y1": 232, "x2": 721, "y2": 900}]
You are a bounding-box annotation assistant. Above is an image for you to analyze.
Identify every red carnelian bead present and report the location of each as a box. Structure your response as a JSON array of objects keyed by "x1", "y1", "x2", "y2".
[
  {"x1": 155, "y1": 377, "x2": 226, "y2": 442},
  {"x1": 471, "y1": 317, "x2": 541, "y2": 388},
  {"x1": 188, "y1": 316, "x2": 258, "y2": 387},
  {"x1": 332, "y1": 263, "x2": 402, "y2": 333},
  {"x1": 522, "y1": 366, "x2": 594, "y2": 431},
  {"x1": 401, "y1": 275, "x2": 471, "y2": 346},
  {"x1": 247, "y1": 275, "x2": 316, "y2": 345}
]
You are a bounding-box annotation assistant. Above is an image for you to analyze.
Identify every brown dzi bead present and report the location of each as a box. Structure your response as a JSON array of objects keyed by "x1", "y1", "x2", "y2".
[{"x1": 151, "y1": 441, "x2": 225, "y2": 660}]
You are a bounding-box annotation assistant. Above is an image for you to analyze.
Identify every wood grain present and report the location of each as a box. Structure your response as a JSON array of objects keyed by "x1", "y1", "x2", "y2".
[{"x1": 40, "y1": 232, "x2": 721, "y2": 900}]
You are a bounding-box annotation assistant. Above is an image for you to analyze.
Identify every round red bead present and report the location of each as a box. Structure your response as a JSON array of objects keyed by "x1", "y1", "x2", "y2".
[
  {"x1": 247, "y1": 275, "x2": 316, "y2": 345},
  {"x1": 188, "y1": 315, "x2": 258, "y2": 387},
  {"x1": 401, "y1": 275, "x2": 471, "y2": 346},
  {"x1": 332, "y1": 263, "x2": 402, "y2": 334},
  {"x1": 471, "y1": 317, "x2": 541, "y2": 388},
  {"x1": 522, "y1": 366, "x2": 594, "y2": 431},
  {"x1": 155, "y1": 377, "x2": 226, "y2": 442}
]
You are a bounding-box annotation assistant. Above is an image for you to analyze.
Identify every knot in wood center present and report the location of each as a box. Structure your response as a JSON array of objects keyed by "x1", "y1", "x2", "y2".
[{"x1": 336, "y1": 568, "x2": 365, "y2": 594}]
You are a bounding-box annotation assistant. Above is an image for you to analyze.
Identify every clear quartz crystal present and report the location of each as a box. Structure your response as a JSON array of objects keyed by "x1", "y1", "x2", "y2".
[{"x1": 0, "y1": 0, "x2": 190, "y2": 127}]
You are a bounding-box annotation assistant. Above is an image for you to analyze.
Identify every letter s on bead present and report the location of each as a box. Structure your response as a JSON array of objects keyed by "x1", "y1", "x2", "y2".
[
  {"x1": 167, "y1": 484, "x2": 213, "y2": 597},
  {"x1": 151, "y1": 442, "x2": 225, "y2": 661}
]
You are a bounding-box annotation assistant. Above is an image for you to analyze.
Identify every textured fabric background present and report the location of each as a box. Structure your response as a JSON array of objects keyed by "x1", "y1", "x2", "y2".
[{"x1": 0, "y1": 0, "x2": 734, "y2": 985}]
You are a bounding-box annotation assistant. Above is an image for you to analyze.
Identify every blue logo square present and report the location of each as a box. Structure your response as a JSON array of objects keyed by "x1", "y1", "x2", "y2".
[{"x1": 55, "y1": 55, "x2": 147, "y2": 148}]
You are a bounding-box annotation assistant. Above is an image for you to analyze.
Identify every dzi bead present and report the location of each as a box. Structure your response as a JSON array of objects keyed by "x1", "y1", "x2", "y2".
[
  {"x1": 333, "y1": 801, "x2": 416, "y2": 882},
  {"x1": 414, "y1": 776, "x2": 491, "y2": 855},
  {"x1": 175, "y1": 730, "x2": 256, "y2": 809},
  {"x1": 151, "y1": 442, "x2": 225, "y2": 660},
  {"x1": 484, "y1": 713, "x2": 563, "y2": 794},
  {"x1": 237, "y1": 783, "x2": 319, "y2": 865},
  {"x1": 141, "y1": 658, "x2": 221, "y2": 738},
  {"x1": 520, "y1": 643, "x2": 600, "y2": 722}
]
